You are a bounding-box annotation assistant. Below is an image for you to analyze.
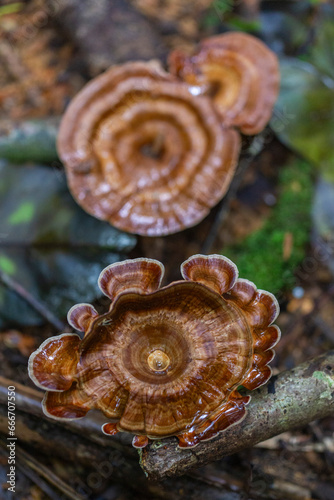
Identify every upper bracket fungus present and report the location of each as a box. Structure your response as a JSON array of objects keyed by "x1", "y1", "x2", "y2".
[
  {"x1": 28, "y1": 255, "x2": 280, "y2": 449},
  {"x1": 57, "y1": 61, "x2": 240, "y2": 236},
  {"x1": 169, "y1": 32, "x2": 280, "y2": 135}
]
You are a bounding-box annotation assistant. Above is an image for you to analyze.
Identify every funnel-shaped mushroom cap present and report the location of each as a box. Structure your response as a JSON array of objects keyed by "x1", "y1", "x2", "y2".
[
  {"x1": 169, "y1": 32, "x2": 280, "y2": 135},
  {"x1": 57, "y1": 61, "x2": 240, "y2": 236},
  {"x1": 28, "y1": 255, "x2": 280, "y2": 448}
]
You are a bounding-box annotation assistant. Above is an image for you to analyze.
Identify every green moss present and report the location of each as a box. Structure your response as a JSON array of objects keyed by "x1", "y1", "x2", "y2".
[
  {"x1": 223, "y1": 160, "x2": 313, "y2": 294},
  {"x1": 151, "y1": 441, "x2": 165, "y2": 450},
  {"x1": 0, "y1": 3, "x2": 23, "y2": 17},
  {"x1": 8, "y1": 201, "x2": 35, "y2": 225},
  {"x1": 0, "y1": 255, "x2": 17, "y2": 276},
  {"x1": 313, "y1": 371, "x2": 334, "y2": 400},
  {"x1": 202, "y1": 1, "x2": 260, "y2": 32}
]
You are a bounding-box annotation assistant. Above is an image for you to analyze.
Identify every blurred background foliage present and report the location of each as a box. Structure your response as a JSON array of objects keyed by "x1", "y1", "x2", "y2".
[
  {"x1": 0, "y1": 0, "x2": 333, "y2": 324},
  {"x1": 0, "y1": 161, "x2": 136, "y2": 327},
  {"x1": 1, "y1": 2, "x2": 334, "y2": 500}
]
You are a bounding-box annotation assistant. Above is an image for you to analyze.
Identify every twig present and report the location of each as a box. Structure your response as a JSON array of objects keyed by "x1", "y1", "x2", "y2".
[
  {"x1": 0, "y1": 442, "x2": 62, "y2": 500},
  {"x1": 16, "y1": 444, "x2": 87, "y2": 500},
  {"x1": 0, "y1": 376, "x2": 134, "y2": 454},
  {"x1": 0, "y1": 40, "x2": 30, "y2": 82},
  {"x1": 0, "y1": 389, "x2": 145, "y2": 495},
  {"x1": 0, "y1": 269, "x2": 66, "y2": 331},
  {"x1": 140, "y1": 350, "x2": 334, "y2": 480},
  {"x1": 0, "y1": 40, "x2": 40, "y2": 107}
]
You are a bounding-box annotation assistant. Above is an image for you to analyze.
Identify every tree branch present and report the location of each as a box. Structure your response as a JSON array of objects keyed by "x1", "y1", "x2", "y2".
[
  {"x1": 140, "y1": 351, "x2": 334, "y2": 481},
  {"x1": 0, "y1": 270, "x2": 66, "y2": 331},
  {"x1": 0, "y1": 376, "x2": 134, "y2": 454}
]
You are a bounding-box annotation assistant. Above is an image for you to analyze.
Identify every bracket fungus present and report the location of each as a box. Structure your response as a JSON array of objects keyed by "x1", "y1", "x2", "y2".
[
  {"x1": 57, "y1": 60, "x2": 240, "y2": 236},
  {"x1": 28, "y1": 255, "x2": 280, "y2": 449},
  {"x1": 169, "y1": 32, "x2": 280, "y2": 135}
]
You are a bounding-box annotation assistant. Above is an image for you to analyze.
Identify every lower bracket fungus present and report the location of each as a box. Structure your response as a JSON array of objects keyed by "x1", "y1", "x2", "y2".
[{"x1": 28, "y1": 255, "x2": 280, "y2": 449}]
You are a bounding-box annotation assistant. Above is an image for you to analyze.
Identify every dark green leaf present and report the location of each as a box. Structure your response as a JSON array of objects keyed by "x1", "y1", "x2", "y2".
[
  {"x1": 0, "y1": 162, "x2": 137, "y2": 327},
  {"x1": 271, "y1": 58, "x2": 334, "y2": 181},
  {"x1": 0, "y1": 119, "x2": 59, "y2": 163}
]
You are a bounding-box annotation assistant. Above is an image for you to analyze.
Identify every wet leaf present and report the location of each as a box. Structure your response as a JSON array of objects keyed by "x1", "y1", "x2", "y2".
[
  {"x1": 226, "y1": 17, "x2": 261, "y2": 33},
  {"x1": 0, "y1": 162, "x2": 137, "y2": 328},
  {"x1": 0, "y1": 255, "x2": 16, "y2": 275},
  {"x1": 8, "y1": 201, "x2": 35, "y2": 225},
  {"x1": 260, "y1": 11, "x2": 309, "y2": 55},
  {"x1": 310, "y1": 15, "x2": 334, "y2": 80},
  {"x1": 0, "y1": 119, "x2": 59, "y2": 164},
  {"x1": 0, "y1": 2, "x2": 23, "y2": 17},
  {"x1": 271, "y1": 15, "x2": 334, "y2": 181},
  {"x1": 312, "y1": 175, "x2": 334, "y2": 278}
]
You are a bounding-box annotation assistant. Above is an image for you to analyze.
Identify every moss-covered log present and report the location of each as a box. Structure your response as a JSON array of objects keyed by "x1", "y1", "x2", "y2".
[{"x1": 140, "y1": 351, "x2": 334, "y2": 480}]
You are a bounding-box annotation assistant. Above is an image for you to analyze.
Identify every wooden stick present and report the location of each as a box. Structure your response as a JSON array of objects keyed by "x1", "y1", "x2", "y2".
[
  {"x1": 140, "y1": 351, "x2": 334, "y2": 480},
  {"x1": 0, "y1": 376, "x2": 134, "y2": 454},
  {"x1": 0, "y1": 439, "x2": 86, "y2": 500},
  {"x1": 0, "y1": 270, "x2": 65, "y2": 331}
]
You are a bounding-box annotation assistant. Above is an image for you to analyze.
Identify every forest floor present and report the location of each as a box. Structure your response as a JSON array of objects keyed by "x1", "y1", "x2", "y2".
[{"x1": 0, "y1": 1, "x2": 334, "y2": 499}]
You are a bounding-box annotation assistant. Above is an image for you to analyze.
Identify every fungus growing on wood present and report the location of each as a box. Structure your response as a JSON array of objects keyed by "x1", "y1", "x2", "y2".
[
  {"x1": 28, "y1": 255, "x2": 280, "y2": 449},
  {"x1": 57, "y1": 61, "x2": 240, "y2": 236},
  {"x1": 169, "y1": 32, "x2": 280, "y2": 135}
]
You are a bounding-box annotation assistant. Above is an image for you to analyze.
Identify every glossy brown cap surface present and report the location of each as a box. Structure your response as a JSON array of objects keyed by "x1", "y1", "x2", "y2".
[
  {"x1": 169, "y1": 32, "x2": 280, "y2": 135},
  {"x1": 58, "y1": 61, "x2": 240, "y2": 236},
  {"x1": 28, "y1": 255, "x2": 280, "y2": 448}
]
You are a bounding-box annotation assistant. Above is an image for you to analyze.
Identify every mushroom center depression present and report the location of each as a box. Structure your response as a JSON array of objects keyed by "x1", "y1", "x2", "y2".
[
  {"x1": 122, "y1": 321, "x2": 190, "y2": 383},
  {"x1": 147, "y1": 349, "x2": 171, "y2": 372},
  {"x1": 139, "y1": 134, "x2": 165, "y2": 160}
]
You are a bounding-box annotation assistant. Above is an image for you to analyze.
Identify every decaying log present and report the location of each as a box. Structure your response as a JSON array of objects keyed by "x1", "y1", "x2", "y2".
[{"x1": 140, "y1": 351, "x2": 334, "y2": 480}]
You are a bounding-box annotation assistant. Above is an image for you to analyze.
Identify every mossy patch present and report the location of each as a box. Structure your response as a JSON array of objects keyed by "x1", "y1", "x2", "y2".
[
  {"x1": 203, "y1": 0, "x2": 261, "y2": 31},
  {"x1": 8, "y1": 201, "x2": 35, "y2": 225},
  {"x1": 0, "y1": 255, "x2": 17, "y2": 275},
  {"x1": 313, "y1": 371, "x2": 334, "y2": 400},
  {"x1": 223, "y1": 160, "x2": 313, "y2": 294}
]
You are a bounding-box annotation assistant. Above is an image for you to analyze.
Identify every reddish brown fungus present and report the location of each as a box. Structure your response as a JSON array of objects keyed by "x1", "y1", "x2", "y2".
[
  {"x1": 169, "y1": 32, "x2": 280, "y2": 135},
  {"x1": 57, "y1": 61, "x2": 240, "y2": 236},
  {"x1": 28, "y1": 255, "x2": 280, "y2": 449}
]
